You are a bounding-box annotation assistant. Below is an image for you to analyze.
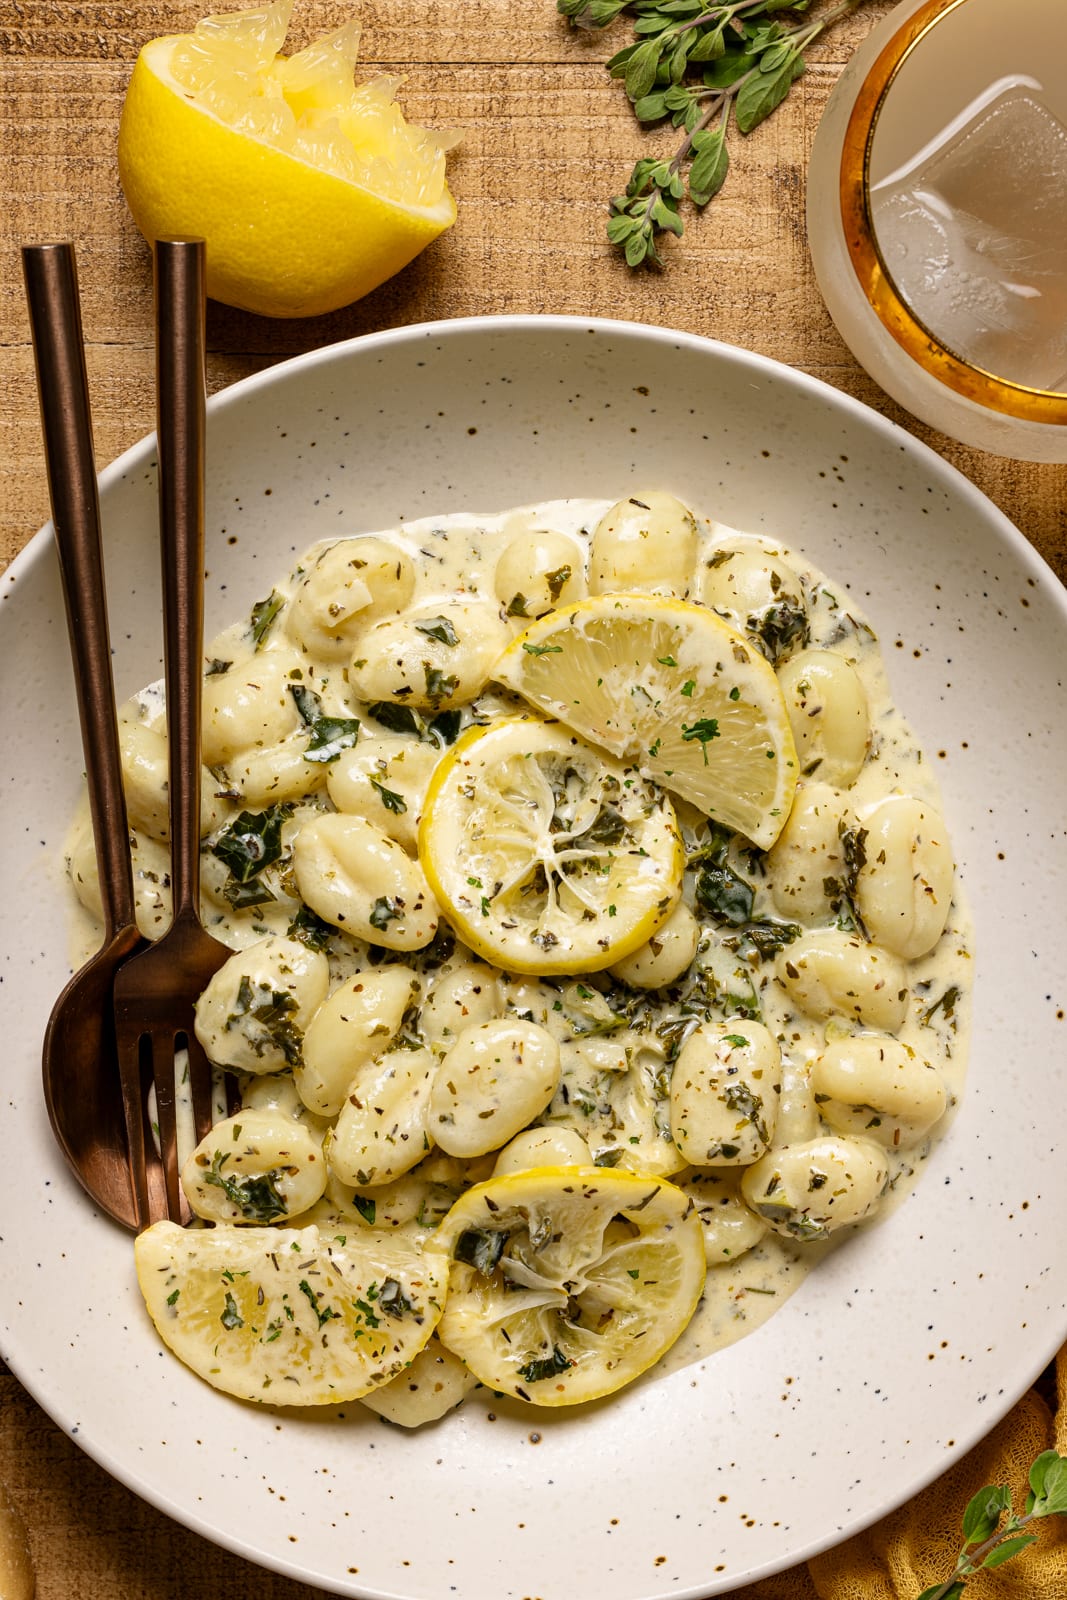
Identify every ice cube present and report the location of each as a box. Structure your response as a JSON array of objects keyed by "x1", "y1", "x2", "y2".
[{"x1": 871, "y1": 84, "x2": 1067, "y2": 392}]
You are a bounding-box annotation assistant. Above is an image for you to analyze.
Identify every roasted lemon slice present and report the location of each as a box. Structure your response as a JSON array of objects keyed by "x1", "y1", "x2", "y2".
[
  {"x1": 418, "y1": 716, "x2": 684, "y2": 975},
  {"x1": 434, "y1": 1166, "x2": 705, "y2": 1405},
  {"x1": 494, "y1": 594, "x2": 798, "y2": 849},
  {"x1": 135, "y1": 1221, "x2": 448, "y2": 1404}
]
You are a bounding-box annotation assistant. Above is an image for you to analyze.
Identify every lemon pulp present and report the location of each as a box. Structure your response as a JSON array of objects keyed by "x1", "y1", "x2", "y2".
[
  {"x1": 494, "y1": 594, "x2": 798, "y2": 850},
  {"x1": 135, "y1": 1220, "x2": 448, "y2": 1404},
  {"x1": 434, "y1": 1166, "x2": 706, "y2": 1405},
  {"x1": 118, "y1": 0, "x2": 457, "y2": 317},
  {"x1": 418, "y1": 716, "x2": 684, "y2": 975}
]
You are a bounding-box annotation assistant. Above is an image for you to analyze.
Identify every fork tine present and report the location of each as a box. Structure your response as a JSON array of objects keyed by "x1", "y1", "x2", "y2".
[
  {"x1": 151, "y1": 1033, "x2": 184, "y2": 1223},
  {"x1": 116, "y1": 1030, "x2": 153, "y2": 1230},
  {"x1": 187, "y1": 1031, "x2": 215, "y2": 1149}
]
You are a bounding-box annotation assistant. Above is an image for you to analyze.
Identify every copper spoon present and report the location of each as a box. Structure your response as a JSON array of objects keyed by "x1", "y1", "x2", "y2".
[
  {"x1": 111, "y1": 238, "x2": 232, "y2": 1229},
  {"x1": 23, "y1": 241, "x2": 146, "y2": 1229}
]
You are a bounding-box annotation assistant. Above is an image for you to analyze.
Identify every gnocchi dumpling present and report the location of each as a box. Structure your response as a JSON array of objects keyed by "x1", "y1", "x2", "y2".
[
  {"x1": 201, "y1": 649, "x2": 308, "y2": 765},
  {"x1": 285, "y1": 537, "x2": 416, "y2": 660},
  {"x1": 608, "y1": 901, "x2": 700, "y2": 989},
  {"x1": 119, "y1": 718, "x2": 229, "y2": 841},
  {"x1": 420, "y1": 961, "x2": 507, "y2": 1052},
  {"x1": 348, "y1": 599, "x2": 510, "y2": 709},
  {"x1": 494, "y1": 529, "x2": 587, "y2": 620},
  {"x1": 811, "y1": 1035, "x2": 947, "y2": 1150},
  {"x1": 326, "y1": 735, "x2": 440, "y2": 852},
  {"x1": 291, "y1": 812, "x2": 440, "y2": 950},
  {"x1": 193, "y1": 934, "x2": 330, "y2": 1074},
  {"x1": 699, "y1": 544, "x2": 808, "y2": 663},
  {"x1": 181, "y1": 1108, "x2": 327, "y2": 1224},
  {"x1": 358, "y1": 1336, "x2": 479, "y2": 1427},
  {"x1": 429, "y1": 1019, "x2": 561, "y2": 1158},
  {"x1": 296, "y1": 965, "x2": 421, "y2": 1117},
  {"x1": 765, "y1": 782, "x2": 851, "y2": 924},
  {"x1": 853, "y1": 796, "x2": 955, "y2": 961},
  {"x1": 777, "y1": 649, "x2": 870, "y2": 787},
  {"x1": 675, "y1": 1169, "x2": 770, "y2": 1265},
  {"x1": 740, "y1": 1135, "x2": 890, "y2": 1240},
  {"x1": 589, "y1": 491, "x2": 698, "y2": 599},
  {"x1": 492, "y1": 1125, "x2": 593, "y2": 1175},
  {"x1": 669, "y1": 1019, "x2": 782, "y2": 1166},
  {"x1": 326, "y1": 1044, "x2": 438, "y2": 1188},
  {"x1": 776, "y1": 928, "x2": 909, "y2": 1032},
  {"x1": 222, "y1": 733, "x2": 330, "y2": 807},
  {"x1": 67, "y1": 811, "x2": 174, "y2": 940}
]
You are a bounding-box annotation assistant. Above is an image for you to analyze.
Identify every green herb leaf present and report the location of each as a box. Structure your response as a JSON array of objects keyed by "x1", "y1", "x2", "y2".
[
  {"x1": 688, "y1": 127, "x2": 730, "y2": 205},
  {"x1": 250, "y1": 590, "x2": 284, "y2": 647},
  {"x1": 517, "y1": 1345, "x2": 575, "y2": 1383},
  {"x1": 370, "y1": 777, "x2": 408, "y2": 814},
  {"x1": 305, "y1": 715, "x2": 361, "y2": 764},
  {"x1": 981, "y1": 1534, "x2": 1038, "y2": 1570},
  {"x1": 454, "y1": 1227, "x2": 507, "y2": 1276},
  {"x1": 203, "y1": 1149, "x2": 289, "y2": 1223},
  {"x1": 369, "y1": 895, "x2": 401, "y2": 932},
  {"x1": 735, "y1": 50, "x2": 802, "y2": 133},
  {"x1": 961, "y1": 1484, "x2": 1011, "y2": 1546},
  {"x1": 286, "y1": 903, "x2": 335, "y2": 951},
  {"x1": 211, "y1": 803, "x2": 291, "y2": 883},
  {"x1": 414, "y1": 615, "x2": 460, "y2": 647}
]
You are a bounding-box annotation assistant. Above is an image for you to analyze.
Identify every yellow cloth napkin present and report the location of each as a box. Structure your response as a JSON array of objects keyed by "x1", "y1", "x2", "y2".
[{"x1": 730, "y1": 1344, "x2": 1067, "y2": 1599}]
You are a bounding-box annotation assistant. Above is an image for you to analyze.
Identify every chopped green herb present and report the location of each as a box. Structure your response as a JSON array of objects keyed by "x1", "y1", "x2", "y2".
[
  {"x1": 286, "y1": 904, "x2": 335, "y2": 951},
  {"x1": 250, "y1": 590, "x2": 284, "y2": 647},
  {"x1": 370, "y1": 778, "x2": 407, "y2": 814},
  {"x1": 211, "y1": 803, "x2": 292, "y2": 883},
  {"x1": 680, "y1": 716, "x2": 720, "y2": 762},
  {"x1": 454, "y1": 1227, "x2": 507, "y2": 1276},
  {"x1": 415, "y1": 615, "x2": 460, "y2": 646},
  {"x1": 518, "y1": 1346, "x2": 574, "y2": 1384},
  {"x1": 299, "y1": 1279, "x2": 339, "y2": 1329},
  {"x1": 220, "y1": 1290, "x2": 244, "y2": 1330},
  {"x1": 369, "y1": 896, "x2": 401, "y2": 932},
  {"x1": 203, "y1": 1149, "x2": 289, "y2": 1223}
]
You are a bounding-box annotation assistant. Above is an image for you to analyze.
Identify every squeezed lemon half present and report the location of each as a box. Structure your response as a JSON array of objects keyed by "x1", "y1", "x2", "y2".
[
  {"x1": 135, "y1": 1220, "x2": 448, "y2": 1403},
  {"x1": 118, "y1": 0, "x2": 457, "y2": 317},
  {"x1": 494, "y1": 594, "x2": 798, "y2": 849},
  {"x1": 418, "y1": 716, "x2": 684, "y2": 975},
  {"x1": 434, "y1": 1166, "x2": 706, "y2": 1405}
]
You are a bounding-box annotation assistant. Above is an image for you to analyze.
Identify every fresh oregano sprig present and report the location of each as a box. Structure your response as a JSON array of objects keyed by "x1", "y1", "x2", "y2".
[
  {"x1": 556, "y1": 0, "x2": 872, "y2": 266},
  {"x1": 915, "y1": 1449, "x2": 1067, "y2": 1600}
]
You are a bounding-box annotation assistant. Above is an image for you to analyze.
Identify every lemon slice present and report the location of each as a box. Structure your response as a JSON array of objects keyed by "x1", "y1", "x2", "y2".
[
  {"x1": 418, "y1": 717, "x2": 684, "y2": 975},
  {"x1": 118, "y1": 1, "x2": 457, "y2": 317},
  {"x1": 494, "y1": 595, "x2": 798, "y2": 849},
  {"x1": 135, "y1": 1220, "x2": 448, "y2": 1404},
  {"x1": 434, "y1": 1166, "x2": 705, "y2": 1405}
]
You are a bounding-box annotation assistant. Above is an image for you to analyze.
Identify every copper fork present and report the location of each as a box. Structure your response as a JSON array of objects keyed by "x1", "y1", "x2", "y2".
[{"x1": 111, "y1": 239, "x2": 231, "y2": 1230}]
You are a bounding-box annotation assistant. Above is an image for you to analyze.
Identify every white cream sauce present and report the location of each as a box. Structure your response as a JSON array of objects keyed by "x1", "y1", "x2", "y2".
[{"x1": 68, "y1": 496, "x2": 973, "y2": 1395}]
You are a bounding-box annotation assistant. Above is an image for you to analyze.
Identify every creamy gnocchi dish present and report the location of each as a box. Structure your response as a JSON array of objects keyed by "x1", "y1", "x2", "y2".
[{"x1": 67, "y1": 491, "x2": 971, "y2": 1421}]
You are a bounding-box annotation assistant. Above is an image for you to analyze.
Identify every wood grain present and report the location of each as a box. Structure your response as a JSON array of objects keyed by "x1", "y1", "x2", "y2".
[{"x1": 1, "y1": 2, "x2": 1065, "y2": 1595}]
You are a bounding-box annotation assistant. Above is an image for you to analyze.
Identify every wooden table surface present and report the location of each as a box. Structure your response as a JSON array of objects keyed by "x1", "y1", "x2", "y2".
[{"x1": 1, "y1": 2, "x2": 1065, "y2": 1595}]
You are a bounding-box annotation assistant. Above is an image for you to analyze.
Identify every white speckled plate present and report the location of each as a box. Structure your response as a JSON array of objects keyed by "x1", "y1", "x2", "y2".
[{"x1": 2, "y1": 317, "x2": 1066, "y2": 1599}]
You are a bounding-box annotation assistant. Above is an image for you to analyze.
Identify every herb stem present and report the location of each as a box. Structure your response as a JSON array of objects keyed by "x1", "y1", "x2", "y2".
[
  {"x1": 591, "y1": 0, "x2": 876, "y2": 267},
  {"x1": 922, "y1": 1512, "x2": 1037, "y2": 1600}
]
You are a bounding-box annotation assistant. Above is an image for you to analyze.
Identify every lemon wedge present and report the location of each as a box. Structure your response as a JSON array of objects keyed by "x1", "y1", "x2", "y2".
[
  {"x1": 117, "y1": 0, "x2": 457, "y2": 317},
  {"x1": 418, "y1": 716, "x2": 684, "y2": 976},
  {"x1": 135, "y1": 1220, "x2": 448, "y2": 1404},
  {"x1": 434, "y1": 1166, "x2": 705, "y2": 1405},
  {"x1": 494, "y1": 594, "x2": 798, "y2": 849}
]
